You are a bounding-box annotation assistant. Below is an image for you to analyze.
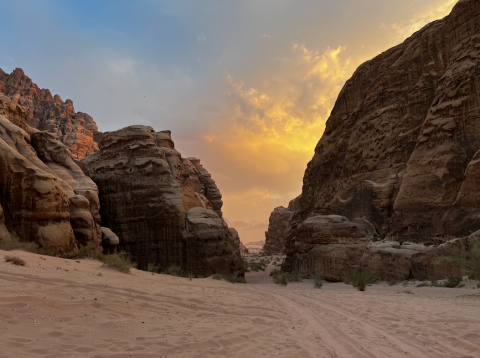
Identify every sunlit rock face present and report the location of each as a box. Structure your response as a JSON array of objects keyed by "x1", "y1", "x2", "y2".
[
  {"x1": 284, "y1": 0, "x2": 480, "y2": 277},
  {"x1": 83, "y1": 125, "x2": 244, "y2": 277},
  {"x1": 0, "y1": 68, "x2": 98, "y2": 159},
  {"x1": 0, "y1": 96, "x2": 102, "y2": 254}
]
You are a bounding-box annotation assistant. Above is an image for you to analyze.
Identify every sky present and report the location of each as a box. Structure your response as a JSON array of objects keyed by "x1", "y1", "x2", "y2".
[{"x1": 0, "y1": 0, "x2": 458, "y2": 232}]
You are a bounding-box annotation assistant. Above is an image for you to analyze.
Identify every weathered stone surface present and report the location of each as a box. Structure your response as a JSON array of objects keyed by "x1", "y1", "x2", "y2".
[
  {"x1": 83, "y1": 125, "x2": 243, "y2": 276},
  {"x1": 30, "y1": 131, "x2": 102, "y2": 247},
  {"x1": 0, "y1": 203, "x2": 10, "y2": 244},
  {"x1": 101, "y1": 227, "x2": 119, "y2": 254},
  {"x1": 263, "y1": 207, "x2": 294, "y2": 255},
  {"x1": 184, "y1": 208, "x2": 244, "y2": 277},
  {"x1": 0, "y1": 68, "x2": 98, "y2": 159},
  {"x1": 228, "y1": 227, "x2": 248, "y2": 254},
  {"x1": 186, "y1": 158, "x2": 223, "y2": 216},
  {"x1": 291, "y1": 215, "x2": 440, "y2": 281},
  {"x1": 284, "y1": 0, "x2": 480, "y2": 274},
  {"x1": 0, "y1": 114, "x2": 77, "y2": 254}
]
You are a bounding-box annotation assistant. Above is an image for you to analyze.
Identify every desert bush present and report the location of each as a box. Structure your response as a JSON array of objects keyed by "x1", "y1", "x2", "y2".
[
  {"x1": 249, "y1": 260, "x2": 267, "y2": 272},
  {"x1": 77, "y1": 242, "x2": 105, "y2": 261},
  {"x1": 314, "y1": 261, "x2": 324, "y2": 289},
  {"x1": 270, "y1": 268, "x2": 281, "y2": 277},
  {"x1": 285, "y1": 271, "x2": 303, "y2": 282},
  {"x1": 165, "y1": 264, "x2": 183, "y2": 277},
  {"x1": 0, "y1": 235, "x2": 40, "y2": 253},
  {"x1": 351, "y1": 271, "x2": 370, "y2": 291},
  {"x1": 4, "y1": 255, "x2": 26, "y2": 266},
  {"x1": 242, "y1": 260, "x2": 251, "y2": 272},
  {"x1": 146, "y1": 262, "x2": 160, "y2": 273},
  {"x1": 102, "y1": 251, "x2": 136, "y2": 274},
  {"x1": 273, "y1": 272, "x2": 288, "y2": 287},
  {"x1": 444, "y1": 276, "x2": 462, "y2": 288},
  {"x1": 212, "y1": 274, "x2": 245, "y2": 284},
  {"x1": 388, "y1": 279, "x2": 398, "y2": 286},
  {"x1": 434, "y1": 237, "x2": 480, "y2": 284}
]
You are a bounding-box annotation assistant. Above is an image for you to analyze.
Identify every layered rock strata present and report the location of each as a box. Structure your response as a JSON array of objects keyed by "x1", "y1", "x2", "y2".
[
  {"x1": 83, "y1": 125, "x2": 243, "y2": 277},
  {"x1": 0, "y1": 98, "x2": 102, "y2": 254},
  {"x1": 0, "y1": 68, "x2": 98, "y2": 159},
  {"x1": 284, "y1": 0, "x2": 480, "y2": 278},
  {"x1": 263, "y1": 207, "x2": 294, "y2": 255}
]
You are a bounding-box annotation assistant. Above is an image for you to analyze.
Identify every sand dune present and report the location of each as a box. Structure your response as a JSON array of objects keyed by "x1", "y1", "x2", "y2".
[{"x1": 1, "y1": 249, "x2": 479, "y2": 358}]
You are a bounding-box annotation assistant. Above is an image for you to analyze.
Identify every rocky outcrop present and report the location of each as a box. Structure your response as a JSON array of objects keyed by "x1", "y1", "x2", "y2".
[
  {"x1": 263, "y1": 195, "x2": 301, "y2": 255},
  {"x1": 263, "y1": 207, "x2": 294, "y2": 255},
  {"x1": 0, "y1": 68, "x2": 98, "y2": 159},
  {"x1": 101, "y1": 227, "x2": 120, "y2": 254},
  {"x1": 83, "y1": 125, "x2": 243, "y2": 276},
  {"x1": 228, "y1": 228, "x2": 248, "y2": 254},
  {"x1": 0, "y1": 96, "x2": 102, "y2": 254},
  {"x1": 0, "y1": 113, "x2": 77, "y2": 254},
  {"x1": 0, "y1": 204, "x2": 10, "y2": 244},
  {"x1": 284, "y1": 0, "x2": 480, "y2": 276},
  {"x1": 30, "y1": 131, "x2": 102, "y2": 247},
  {"x1": 184, "y1": 208, "x2": 244, "y2": 276},
  {"x1": 291, "y1": 215, "x2": 443, "y2": 281},
  {"x1": 185, "y1": 157, "x2": 223, "y2": 216}
]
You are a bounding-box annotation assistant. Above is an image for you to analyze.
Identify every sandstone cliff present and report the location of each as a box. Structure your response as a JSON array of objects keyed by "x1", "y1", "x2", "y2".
[
  {"x1": 83, "y1": 125, "x2": 244, "y2": 277},
  {"x1": 0, "y1": 68, "x2": 98, "y2": 159},
  {"x1": 0, "y1": 97, "x2": 102, "y2": 254},
  {"x1": 283, "y1": 0, "x2": 480, "y2": 279}
]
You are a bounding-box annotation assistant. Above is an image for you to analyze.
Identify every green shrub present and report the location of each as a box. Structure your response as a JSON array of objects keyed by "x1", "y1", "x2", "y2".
[
  {"x1": 314, "y1": 261, "x2": 324, "y2": 289},
  {"x1": 166, "y1": 265, "x2": 183, "y2": 277},
  {"x1": 146, "y1": 262, "x2": 160, "y2": 273},
  {"x1": 77, "y1": 242, "x2": 105, "y2": 261},
  {"x1": 270, "y1": 268, "x2": 281, "y2": 277},
  {"x1": 388, "y1": 279, "x2": 398, "y2": 286},
  {"x1": 249, "y1": 260, "x2": 268, "y2": 272},
  {"x1": 285, "y1": 271, "x2": 303, "y2": 282},
  {"x1": 242, "y1": 260, "x2": 251, "y2": 272},
  {"x1": 434, "y1": 238, "x2": 480, "y2": 281},
  {"x1": 351, "y1": 271, "x2": 370, "y2": 291},
  {"x1": 429, "y1": 276, "x2": 439, "y2": 287},
  {"x1": 444, "y1": 276, "x2": 462, "y2": 288},
  {"x1": 273, "y1": 273, "x2": 288, "y2": 286},
  {"x1": 102, "y1": 251, "x2": 136, "y2": 274},
  {"x1": 4, "y1": 255, "x2": 26, "y2": 266},
  {"x1": 0, "y1": 235, "x2": 40, "y2": 253}
]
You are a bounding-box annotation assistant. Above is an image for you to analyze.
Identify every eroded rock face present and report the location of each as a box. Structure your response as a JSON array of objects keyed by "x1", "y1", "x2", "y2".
[
  {"x1": 184, "y1": 208, "x2": 244, "y2": 277},
  {"x1": 83, "y1": 125, "x2": 243, "y2": 276},
  {"x1": 263, "y1": 207, "x2": 294, "y2": 255},
  {"x1": 285, "y1": 0, "x2": 480, "y2": 274},
  {"x1": 0, "y1": 204, "x2": 10, "y2": 244},
  {"x1": 0, "y1": 114, "x2": 77, "y2": 254},
  {"x1": 0, "y1": 68, "x2": 98, "y2": 159},
  {"x1": 101, "y1": 227, "x2": 119, "y2": 254},
  {"x1": 30, "y1": 131, "x2": 102, "y2": 247},
  {"x1": 291, "y1": 215, "x2": 439, "y2": 281}
]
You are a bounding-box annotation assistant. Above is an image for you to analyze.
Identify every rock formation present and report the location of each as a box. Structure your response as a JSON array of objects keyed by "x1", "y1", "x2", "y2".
[
  {"x1": 101, "y1": 227, "x2": 120, "y2": 254},
  {"x1": 0, "y1": 68, "x2": 98, "y2": 159},
  {"x1": 83, "y1": 125, "x2": 243, "y2": 277},
  {"x1": 263, "y1": 195, "x2": 301, "y2": 255},
  {"x1": 283, "y1": 0, "x2": 480, "y2": 280},
  {"x1": 0, "y1": 204, "x2": 10, "y2": 244},
  {"x1": 263, "y1": 207, "x2": 294, "y2": 255},
  {"x1": 0, "y1": 95, "x2": 102, "y2": 254}
]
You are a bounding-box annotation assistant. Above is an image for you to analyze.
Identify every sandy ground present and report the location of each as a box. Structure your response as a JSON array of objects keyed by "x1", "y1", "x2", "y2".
[{"x1": 1, "y1": 250, "x2": 479, "y2": 358}]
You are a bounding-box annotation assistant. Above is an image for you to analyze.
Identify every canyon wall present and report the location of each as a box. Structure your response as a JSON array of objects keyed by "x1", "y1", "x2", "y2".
[{"x1": 282, "y1": 0, "x2": 480, "y2": 279}]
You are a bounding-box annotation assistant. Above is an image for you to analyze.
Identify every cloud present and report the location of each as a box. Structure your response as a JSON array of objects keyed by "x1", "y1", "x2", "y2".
[
  {"x1": 391, "y1": 0, "x2": 457, "y2": 43},
  {"x1": 262, "y1": 33, "x2": 272, "y2": 39}
]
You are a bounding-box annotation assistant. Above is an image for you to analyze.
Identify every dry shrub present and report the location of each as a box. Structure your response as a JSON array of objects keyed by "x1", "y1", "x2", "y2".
[{"x1": 4, "y1": 255, "x2": 26, "y2": 266}]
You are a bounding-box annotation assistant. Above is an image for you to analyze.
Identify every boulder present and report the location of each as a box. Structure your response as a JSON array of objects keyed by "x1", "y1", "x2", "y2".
[{"x1": 101, "y1": 227, "x2": 120, "y2": 254}]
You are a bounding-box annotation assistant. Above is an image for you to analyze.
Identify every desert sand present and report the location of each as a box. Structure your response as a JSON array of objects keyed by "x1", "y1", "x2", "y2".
[{"x1": 1, "y1": 250, "x2": 479, "y2": 358}]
